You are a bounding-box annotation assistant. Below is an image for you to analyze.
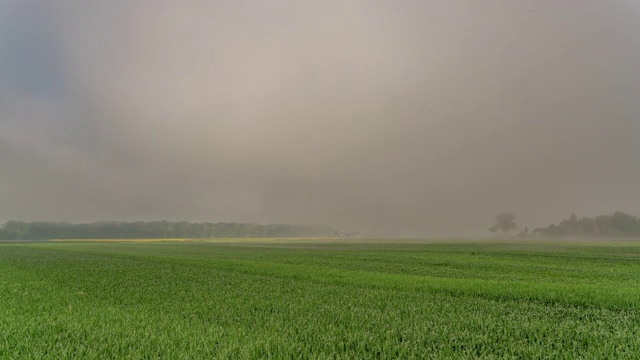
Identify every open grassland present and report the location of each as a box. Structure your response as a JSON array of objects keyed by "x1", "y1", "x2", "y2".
[{"x1": 1, "y1": 239, "x2": 639, "y2": 358}]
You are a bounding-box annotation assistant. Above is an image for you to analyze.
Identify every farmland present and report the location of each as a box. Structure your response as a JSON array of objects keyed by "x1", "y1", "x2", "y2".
[{"x1": 1, "y1": 239, "x2": 639, "y2": 358}]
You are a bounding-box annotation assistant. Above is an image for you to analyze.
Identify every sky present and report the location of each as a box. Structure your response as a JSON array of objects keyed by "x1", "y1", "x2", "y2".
[{"x1": 1, "y1": 0, "x2": 639, "y2": 236}]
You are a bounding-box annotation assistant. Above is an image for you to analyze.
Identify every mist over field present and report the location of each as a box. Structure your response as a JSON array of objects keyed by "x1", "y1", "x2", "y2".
[{"x1": 1, "y1": 0, "x2": 639, "y2": 236}]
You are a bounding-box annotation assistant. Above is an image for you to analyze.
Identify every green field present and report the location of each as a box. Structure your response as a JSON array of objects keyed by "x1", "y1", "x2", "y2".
[{"x1": 1, "y1": 239, "x2": 639, "y2": 358}]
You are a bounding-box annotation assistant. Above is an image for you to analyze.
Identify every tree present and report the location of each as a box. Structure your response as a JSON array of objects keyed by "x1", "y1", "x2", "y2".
[
  {"x1": 568, "y1": 213, "x2": 578, "y2": 236},
  {"x1": 594, "y1": 215, "x2": 612, "y2": 236},
  {"x1": 611, "y1": 211, "x2": 638, "y2": 236},
  {"x1": 578, "y1": 217, "x2": 595, "y2": 236},
  {"x1": 491, "y1": 213, "x2": 517, "y2": 235}
]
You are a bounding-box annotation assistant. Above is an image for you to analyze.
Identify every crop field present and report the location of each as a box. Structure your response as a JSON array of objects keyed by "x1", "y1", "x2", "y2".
[{"x1": 1, "y1": 239, "x2": 639, "y2": 358}]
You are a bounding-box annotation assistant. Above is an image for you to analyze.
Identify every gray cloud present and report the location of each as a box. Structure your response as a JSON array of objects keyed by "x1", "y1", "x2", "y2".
[{"x1": 1, "y1": 0, "x2": 639, "y2": 236}]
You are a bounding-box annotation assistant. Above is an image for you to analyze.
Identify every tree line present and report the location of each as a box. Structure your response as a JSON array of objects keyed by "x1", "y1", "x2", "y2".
[
  {"x1": 537, "y1": 212, "x2": 640, "y2": 237},
  {"x1": 491, "y1": 211, "x2": 640, "y2": 238},
  {"x1": 0, "y1": 221, "x2": 336, "y2": 240}
]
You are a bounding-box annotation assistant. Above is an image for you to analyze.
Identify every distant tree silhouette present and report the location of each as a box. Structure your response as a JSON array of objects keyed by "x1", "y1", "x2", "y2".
[{"x1": 490, "y1": 213, "x2": 517, "y2": 235}]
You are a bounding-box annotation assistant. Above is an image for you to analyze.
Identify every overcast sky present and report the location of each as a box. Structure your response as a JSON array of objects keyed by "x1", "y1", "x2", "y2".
[{"x1": 1, "y1": 0, "x2": 639, "y2": 236}]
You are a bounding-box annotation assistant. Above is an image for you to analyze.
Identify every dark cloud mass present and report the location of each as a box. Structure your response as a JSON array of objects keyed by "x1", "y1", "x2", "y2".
[{"x1": 1, "y1": 0, "x2": 639, "y2": 236}]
